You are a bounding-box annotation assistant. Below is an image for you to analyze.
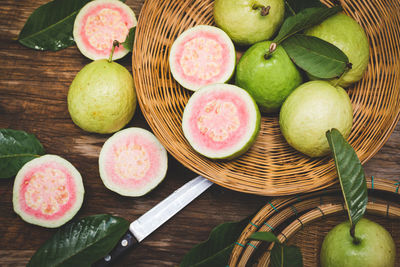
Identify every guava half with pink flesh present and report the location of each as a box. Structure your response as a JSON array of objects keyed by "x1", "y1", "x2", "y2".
[
  {"x1": 182, "y1": 83, "x2": 261, "y2": 160},
  {"x1": 99, "y1": 127, "x2": 168, "y2": 197},
  {"x1": 13, "y1": 155, "x2": 84, "y2": 228},
  {"x1": 73, "y1": 0, "x2": 137, "y2": 60},
  {"x1": 169, "y1": 25, "x2": 236, "y2": 91}
]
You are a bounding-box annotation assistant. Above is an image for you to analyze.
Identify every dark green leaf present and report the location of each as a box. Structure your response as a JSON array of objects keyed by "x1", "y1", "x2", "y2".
[
  {"x1": 18, "y1": 0, "x2": 92, "y2": 51},
  {"x1": 248, "y1": 232, "x2": 280, "y2": 243},
  {"x1": 28, "y1": 214, "x2": 129, "y2": 267},
  {"x1": 326, "y1": 129, "x2": 368, "y2": 228},
  {"x1": 122, "y1": 27, "x2": 136, "y2": 52},
  {"x1": 0, "y1": 129, "x2": 45, "y2": 178},
  {"x1": 271, "y1": 244, "x2": 303, "y2": 267},
  {"x1": 282, "y1": 34, "x2": 349, "y2": 79},
  {"x1": 284, "y1": 0, "x2": 324, "y2": 17},
  {"x1": 273, "y1": 6, "x2": 342, "y2": 44},
  {"x1": 180, "y1": 216, "x2": 250, "y2": 267}
]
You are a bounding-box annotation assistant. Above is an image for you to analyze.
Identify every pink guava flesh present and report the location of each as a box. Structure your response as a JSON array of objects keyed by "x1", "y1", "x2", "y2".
[
  {"x1": 99, "y1": 128, "x2": 168, "y2": 197},
  {"x1": 18, "y1": 161, "x2": 77, "y2": 221}
]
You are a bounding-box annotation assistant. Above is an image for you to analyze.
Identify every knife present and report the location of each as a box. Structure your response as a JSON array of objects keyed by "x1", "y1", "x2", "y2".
[{"x1": 93, "y1": 175, "x2": 213, "y2": 267}]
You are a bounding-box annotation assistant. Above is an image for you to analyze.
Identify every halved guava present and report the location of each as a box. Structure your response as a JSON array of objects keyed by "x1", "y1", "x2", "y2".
[
  {"x1": 13, "y1": 155, "x2": 84, "y2": 228},
  {"x1": 99, "y1": 127, "x2": 168, "y2": 197},
  {"x1": 73, "y1": 0, "x2": 137, "y2": 60},
  {"x1": 169, "y1": 25, "x2": 236, "y2": 91},
  {"x1": 182, "y1": 83, "x2": 261, "y2": 160}
]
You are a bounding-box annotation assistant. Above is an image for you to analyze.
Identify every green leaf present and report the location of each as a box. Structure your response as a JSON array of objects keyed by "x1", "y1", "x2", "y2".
[
  {"x1": 122, "y1": 27, "x2": 136, "y2": 52},
  {"x1": 27, "y1": 214, "x2": 129, "y2": 267},
  {"x1": 284, "y1": 0, "x2": 324, "y2": 16},
  {"x1": 271, "y1": 244, "x2": 303, "y2": 267},
  {"x1": 281, "y1": 34, "x2": 349, "y2": 79},
  {"x1": 326, "y1": 129, "x2": 368, "y2": 229},
  {"x1": 18, "y1": 0, "x2": 92, "y2": 51},
  {"x1": 273, "y1": 6, "x2": 342, "y2": 44},
  {"x1": 180, "y1": 216, "x2": 250, "y2": 267},
  {"x1": 0, "y1": 129, "x2": 45, "y2": 178},
  {"x1": 248, "y1": 232, "x2": 280, "y2": 243}
]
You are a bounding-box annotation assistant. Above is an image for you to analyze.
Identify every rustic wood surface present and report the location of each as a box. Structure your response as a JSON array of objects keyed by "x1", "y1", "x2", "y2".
[{"x1": 0, "y1": 0, "x2": 399, "y2": 266}]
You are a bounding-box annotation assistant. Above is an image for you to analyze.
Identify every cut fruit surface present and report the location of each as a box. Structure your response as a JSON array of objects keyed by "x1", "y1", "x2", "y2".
[
  {"x1": 99, "y1": 127, "x2": 168, "y2": 197},
  {"x1": 169, "y1": 25, "x2": 236, "y2": 91},
  {"x1": 182, "y1": 83, "x2": 261, "y2": 160},
  {"x1": 73, "y1": 0, "x2": 137, "y2": 60},
  {"x1": 13, "y1": 155, "x2": 84, "y2": 228}
]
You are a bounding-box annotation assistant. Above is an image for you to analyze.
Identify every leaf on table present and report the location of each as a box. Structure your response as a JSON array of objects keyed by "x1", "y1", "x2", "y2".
[
  {"x1": 122, "y1": 27, "x2": 136, "y2": 52},
  {"x1": 326, "y1": 129, "x2": 368, "y2": 228},
  {"x1": 273, "y1": 6, "x2": 342, "y2": 44},
  {"x1": 27, "y1": 214, "x2": 129, "y2": 267},
  {"x1": 284, "y1": 0, "x2": 324, "y2": 17},
  {"x1": 180, "y1": 215, "x2": 250, "y2": 267},
  {"x1": 0, "y1": 129, "x2": 45, "y2": 179},
  {"x1": 271, "y1": 244, "x2": 303, "y2": 267},
  {"x1": 281, "y1": 34, "x2": 349, "y2": 79}
]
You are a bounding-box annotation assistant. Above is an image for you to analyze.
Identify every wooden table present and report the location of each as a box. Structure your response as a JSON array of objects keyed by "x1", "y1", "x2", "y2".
[{"x1": 0, "y1": 0, "x2": 399, "y2": 266}]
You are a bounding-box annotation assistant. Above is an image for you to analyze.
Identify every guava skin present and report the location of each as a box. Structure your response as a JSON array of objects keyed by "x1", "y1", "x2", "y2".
[
  {"x1": 213, "y1": 0, "x2": 285, "y2": 46},
  {"x1": 320, "y1": 218, "x2": 396, "y2": 267},
  {"x1": 279, "y1": 81, "x2": 353, "y2": 157},
  {"x1": 305, "y1": 13, "x2": 370, "y2": 87},
  {"x1": 68, "y1": 59, "x2": 136, "y2": 134},
  {"x1": 235, "y1": 41, "x2": 302, "y2": 113}
]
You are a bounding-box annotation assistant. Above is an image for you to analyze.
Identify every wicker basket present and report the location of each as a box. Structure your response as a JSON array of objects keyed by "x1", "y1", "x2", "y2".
[
  {"x1": 229, "y1": 176, "x2": 400, "y2": 266},
  {"x1": 132, "y1": 0, "x2": 400, "y2": 196}
]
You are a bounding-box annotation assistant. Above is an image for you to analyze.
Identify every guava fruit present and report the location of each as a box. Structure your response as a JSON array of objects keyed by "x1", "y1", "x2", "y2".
[
  {"x1": 305, "y1": 13, "x2": 369, "y2": 87},
  {"x1": 182, "y1": 83, "x2": 261, "y2": 160},
  {"x1": 213, "y1": 0, "x2": 285, "y2": 46},
  {"x1": 320, "y1": 218, "x2": 396, "y2": 267},
  {"x1": 169, "y1": 25, "x2": 236, "y2": 92},
  {"x1": 73, "y1": 0, "x2": 137, "y2": 60},
  {"x1": 279, "y1": 80, "x2": 353, "y2": 157},
  {"x1": 99, "y1": 127, "x2": 168, "y2": 197},
  {"x1": 68, "y1": 59, "x2": 136, "y2": 134},
  {"x1": 13, "y1": 155, "x2": 84, "y2": 228},
  {"x1": 235, "y1": 41, "x2": 303, "y2": 113}
]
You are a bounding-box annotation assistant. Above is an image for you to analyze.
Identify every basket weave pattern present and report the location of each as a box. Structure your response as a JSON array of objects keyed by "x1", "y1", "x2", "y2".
[{"x1": 132, "y1": 0, "x2": 400, "y2": 195}]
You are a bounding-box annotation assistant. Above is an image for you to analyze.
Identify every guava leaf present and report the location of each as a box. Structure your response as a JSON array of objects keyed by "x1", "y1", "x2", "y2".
[
  {"x1": 248, "y1": 231, "x2": 280, "y2": 243},
  {"x1": 122, "y1": 27, "x2": 136, "y2": 52},
  {"x1": 18, "y1": 0, "x2": 127, "y2": 51},
  {"x1": 180, "y1": 216, "x2": 250, "y2": 267},
  {"x1": 0, "y1": 129, "x2": 45, "y2": 179},
  {"x1": 27, "y1": 214, "x2": 129, "y2": 267},
  {"x1": 326, "y1": 129, "x2": 368, "y2": 229},
  {"x1": 281, "y1": 34, "x2": 349, "y2": 79},
  {"x1": 271, "y1": 244, "x2": 303, "y2": 267},
  {"x1": 284, "y1": 0, "x2": 324, "y2": 17},
  {"x1": 273, "y1": 6, "x2": 342, "y2": 44}
]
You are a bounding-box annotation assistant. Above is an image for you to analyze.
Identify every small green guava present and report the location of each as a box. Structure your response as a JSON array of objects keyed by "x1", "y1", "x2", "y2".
[
  {"x1": 279, "y1": 80, "x2": 353, "y2": 157},
  {"x1": 213, "y1": 0, "x2": 285, "y2": 46},
  {"x1": 305, "y1": 13, "x2": 369, "y2": 87},
  {"x1": 320, "y1": 218, "x2": 396, "y2": 267},
  {"x1": 68, "y1": 59, "x2": 136, "y2": 134},
  {"x1": 235, "y1": 41, "x2": 303, "y2": 113}
]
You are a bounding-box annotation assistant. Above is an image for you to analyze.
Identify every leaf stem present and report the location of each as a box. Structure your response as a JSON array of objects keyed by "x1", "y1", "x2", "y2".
[
  {"x1": 108, "y1": 40, "x2": 120, "y2": 63},
  {"x1": 264, "y1": 42, "x2": 277, "y2": 59},
  {"x1": 350, "y1": 225, "x2": 361, "y2": 245},
  {"x1": 284, "y1": 0, "x2": 296, "y2": 16},
  {"x1": 252, "y1": 4, "x2": 270, "y2": 16},
  {"x1": 334, "y1": 62, "x2": 352, "y2": 87}
]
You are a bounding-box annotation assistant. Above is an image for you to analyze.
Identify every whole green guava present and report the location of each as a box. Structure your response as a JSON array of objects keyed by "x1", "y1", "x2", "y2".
[
  {"x1": 213, "y1": 0, "x2": 285, "y2": 46},
  {"x1": 279, "y1": 80, "x2": 353, "y2": 157},
  {"x1": 320, "y1": 218, "x2": 396, "y2": 267},
  {"x1": 235, "y1": 41, "x2": 302, "y2": 113},
  {"x1": 305, "y1": 13, "x2": 369, "y2": 87},
  {"x1": 68, "y1": 59, "x2": 137, "y2": 134}
]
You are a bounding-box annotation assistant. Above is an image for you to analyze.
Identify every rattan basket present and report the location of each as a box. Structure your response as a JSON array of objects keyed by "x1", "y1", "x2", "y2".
[
  {"x1": 229, "y1": 176, "x2": 400, "y2": 266},
  {"x1": 132, "y1": 0, "x2": 400, "y2": 195}
]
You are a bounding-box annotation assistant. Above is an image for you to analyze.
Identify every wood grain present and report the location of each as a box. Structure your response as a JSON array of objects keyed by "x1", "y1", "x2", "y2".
[{"x1": 0, "y1": 0, "x2": 399, "y2": 266}]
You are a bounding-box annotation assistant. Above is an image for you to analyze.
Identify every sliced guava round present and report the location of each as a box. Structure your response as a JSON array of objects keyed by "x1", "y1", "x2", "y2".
[
  {"x1": 73, "y1": 0, "x2": 137, "y2": 60},
  {"x1": 182, "y1": 83, "x2": 261, "y2": 160},
  {"x1": 13, "y1": 155, "x2": 84, "y2": 228},
  {"x1": 169, "y1": 25, "x2": 236, "y2": 91},
  {"x1": 99, "y1": 127, "x2": 168, "y2": 197}
]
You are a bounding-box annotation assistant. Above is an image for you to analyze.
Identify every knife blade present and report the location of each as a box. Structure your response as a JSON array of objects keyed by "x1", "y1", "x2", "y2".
[{"x1": 93, "y1": 175, "x2": 213, "y2": 267}]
